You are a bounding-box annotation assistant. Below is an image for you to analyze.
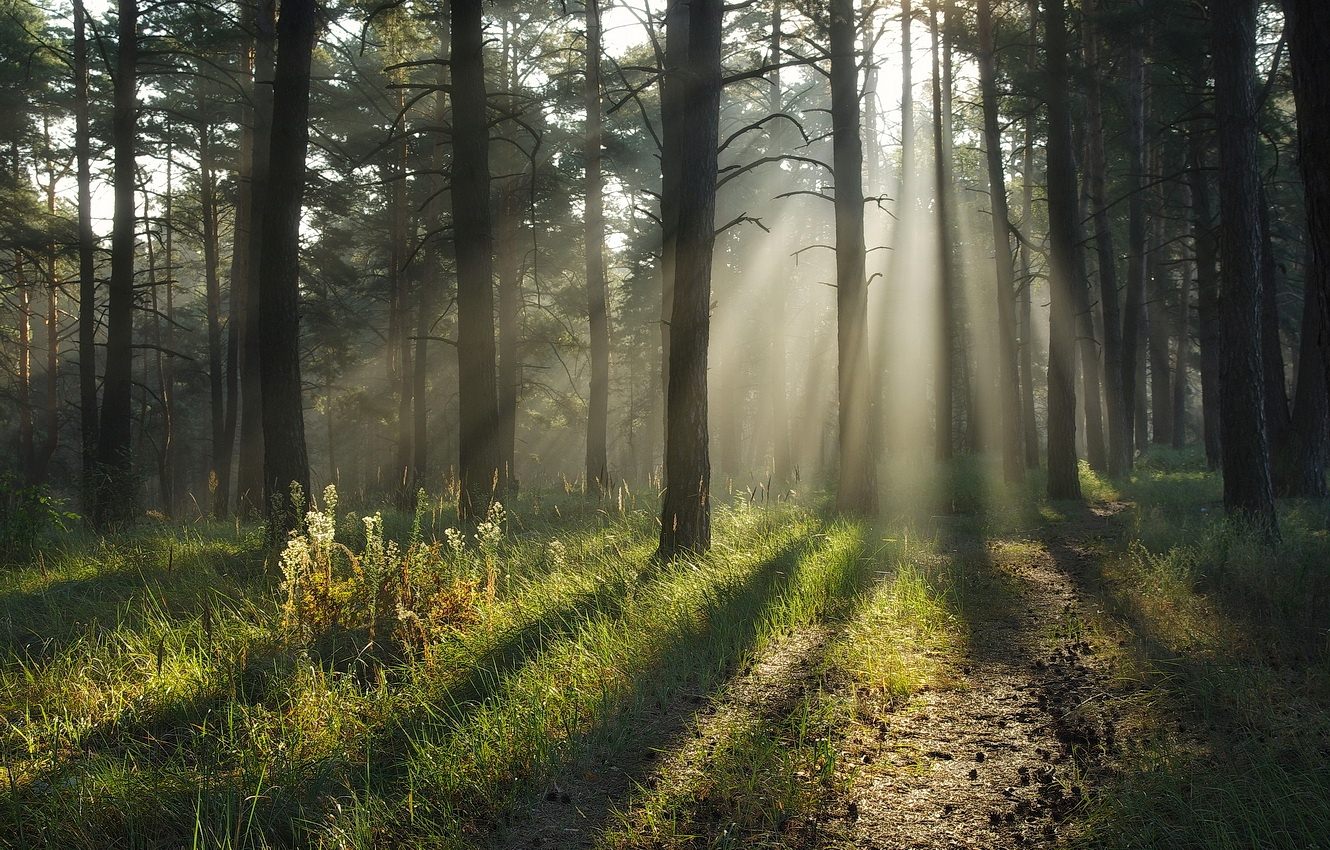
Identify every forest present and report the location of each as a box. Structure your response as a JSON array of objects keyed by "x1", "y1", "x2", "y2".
[{"x1": 1, "y1": 0, "x2": 1328, "y2": 845}]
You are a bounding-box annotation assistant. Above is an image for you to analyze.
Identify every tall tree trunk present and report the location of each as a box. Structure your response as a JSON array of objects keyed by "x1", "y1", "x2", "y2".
[
  {"x1": 1018, "y1": 0, "x2": 1040, "y2": 468},
  {"x1": 16, "y1": 244, "x2": 34, "y2": 482},
  {"x1": 497, "y1": 26, "x2": 524, "y2": 495},
  {"x1": 976, "y1": 0, "x2": 1023, "y2": 483},
  {"x1": 659, "y1": 0, "x2": 689, "y2": 476},
  {"x1": 1076, "y1": 137, "x2": 1108, "y2": 472},
  {"x1": 415, "y1": 7, "x2": 449, "y2": 490},
  {"x1": 584, "y1": 0, "x2": 610, "y2": 491},
  {"x1": 94, "y1": 0, "x2": 139, "y2": 528},
  {"x1": 1147, "y1": 183, "x2": 1175, "y2": 446},
  {"x1": 1257, "y1": 184, "x2": 1291, "y2": 460},
  {"x1": 34, "y1": 116, "x2": 60, "y2": 483},
  {"x1": 658, "y1": 0, "x2": 720, "y2": 557},
  {"x1": 901, "y1": 0, "x2": 913, "y2": 183},
  {"x1": 146, "y1": 182, "x2": 173, "y2": 514},
  {"x1": 452, "y1": 0, "x2": 501, "y2": 520},
  {"x1": 73, "y1": 0, "x2": 98, "y2": 508},
  {"x1": 1188, "y1": 129, "x2": 1222, "y2": 468},
  {"x1": 222, "y1": 44, "x2": 249, "y2": 518},
  {"x1": 1172, "y1": 248, "x2": 1191, "y2": 449},
  {"x1": 929, "y1": 0, "x2": 954, "y2": 463},
  {"x1": 1085, "y1": 0, "x2": 1127, "y2": 475},
  {"x1": 258, "y1": 0, "x2": 316, "y2": 536},
  {"x1": 767, "y1": 0, "x2": 792, "y2": 484},
  {"x1": 831, "y1": 0, "x2": 877, "y2": 513},
  {"x1": 1212, "y1": 0, "x2": 1276, "y2": 536},
  {"x1": 1284, "y1": 0, "x2": 1330, "y2": 481},
  {"x1": 1120, "y1": 3, "x2": 1147, "y2": 468},
  {"x1": 237, "y1": 0, "x2": 275, "y2": 517},
  {"x1": 391, "y1": 88, "x2": 414, "y2": 496},
  {"x1": 199, "y1": 109, "x2": 230, "y2": 517},
  {"x1": 1044, "y1": 0, "x2": 1081, "y2": 500},
  {"x1": 1273, "y1": 252, "x2": 1328, "y2": 496}
]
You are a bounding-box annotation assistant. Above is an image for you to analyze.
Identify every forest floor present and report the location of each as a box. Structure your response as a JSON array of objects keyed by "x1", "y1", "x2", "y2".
[{"x1": 3, "y1": 451, "x2": 1329, "y2": 849}]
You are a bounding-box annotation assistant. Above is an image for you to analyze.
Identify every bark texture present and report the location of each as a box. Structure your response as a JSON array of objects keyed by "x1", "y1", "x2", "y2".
[
  {"x1": 832, "y1": 0, "x2": 878, "y2": 513},
  {"x1": 585, "y1": 0, "x2": 610, "y2": 491},
  {"x1": 1212, "y1": 0, "x2": 1277, "y2": 536},
  {"x1": 257, "y1": 0, "x2": 316, "y2": 536},
  {"x1": 451, "y1": 0, "x2": 502, "y2": 520},
  {"x1": 93, "y1": 0, "x2": 140, "y2": 528},
  {"x1": 977, "y1": 0, "x2": 1023, "y2": 483},
  {"x1": 1043, "y1": 0, "x2": 1081, "y2": 500},
  {"x1": 658, "y1": 0, "x2": 721, "y2": 557}
]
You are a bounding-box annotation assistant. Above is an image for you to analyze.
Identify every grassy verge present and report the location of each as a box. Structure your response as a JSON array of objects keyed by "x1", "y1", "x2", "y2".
[{"x1": 1067, "y1": 449, "x2": 1330, "y2": 849}]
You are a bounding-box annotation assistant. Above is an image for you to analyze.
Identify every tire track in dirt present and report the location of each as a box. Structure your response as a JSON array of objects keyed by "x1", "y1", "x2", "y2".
[{"x1": 837, "y1": 504, "x2": 1126, "y2": 849}]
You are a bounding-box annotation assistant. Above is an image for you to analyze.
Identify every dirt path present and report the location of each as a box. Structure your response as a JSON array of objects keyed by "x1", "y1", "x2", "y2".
[
  {"x1": 495, "y1": 505, "x2": 1127, "y2": 849},
  {"x1": 841, "y1": 505, "x2": 1126, "y2": 849}
]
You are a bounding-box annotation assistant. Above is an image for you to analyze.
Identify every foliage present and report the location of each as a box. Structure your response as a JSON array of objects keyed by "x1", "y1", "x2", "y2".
[
  {"x1": 0, "y1": 475, "x2": 78, "y2": 563},
  {"x1": 278, "y1": 484, "x2": 487, "y2": 651}
]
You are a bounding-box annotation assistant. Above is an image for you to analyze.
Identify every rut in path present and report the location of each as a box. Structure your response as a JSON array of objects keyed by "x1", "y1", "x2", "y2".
[{"x1": 841, "y1": 506, "x2": 1124, "y2": 849}]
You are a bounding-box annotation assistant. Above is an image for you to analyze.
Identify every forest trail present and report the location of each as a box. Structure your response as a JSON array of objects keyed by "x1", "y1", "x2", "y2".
[
  {"x1": 841, "y1": 503, "x2": 1127, "y2": 849},
  {"x1": 496, "y1": 627, "x2": 836, "y2": 849},
  {"x1": 495, "y1": 502, "x2": 1129, "y2": 849}
]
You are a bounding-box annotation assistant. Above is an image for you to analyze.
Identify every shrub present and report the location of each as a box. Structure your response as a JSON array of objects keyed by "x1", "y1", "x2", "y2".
[
  {"x1": 278, "y1": 485, "x2": 491, "y2": 651},
  {"x1": 0, "y1": 476, "x2": 78, "y2": 563}
]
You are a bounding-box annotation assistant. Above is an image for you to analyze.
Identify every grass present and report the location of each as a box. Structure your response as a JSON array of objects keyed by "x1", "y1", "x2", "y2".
[
  {"x1": 2, "y1": 453, "x2": 1328, "y2": 849},
  {"x1": 1064, "y1": 448, "x2": 1330, "y2": 850}
]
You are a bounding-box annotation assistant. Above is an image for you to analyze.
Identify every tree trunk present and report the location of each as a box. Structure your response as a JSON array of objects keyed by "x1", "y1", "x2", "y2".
[
  {"x1": 414, "y1": 7, "x2": 449, "y2": 490},
  {"x1": 199, "y1": 108, "x2": 230, "y2": 516},
  {"x1": 658, "y1": 0, "x2": 720, "y2": 557},
  {"x1": 16, "y1": 245, "x2": 34, "y2": 482},
  {"x1": 1212, "y1": 0, "x2": 1277, "y2": 536},
  {"x1": 73, "y1": 0, "x2": 98, "y2": 509},
  {"x1": 222, "y1": 43, "x2": 249, "y2": 518},
  {"x1": 258, "y1": 0, "x2": 316, "y2": 536},
  {"x1": 391, "y1": 88, "x2": 414, "y2": 496},
  {"x1": 929, "y1": 0, "x2": 954, "y2": 463},
  {"x1": 1273, "y1": 250, "x2": 1328, "y2": 496},
  {"x1": 93, "y1": 0, "x2": 139, "y2": 528},
  {"x1": 584, "y1": 0, "x2": 610, "y2": 492},
  {"x1": 1121, "y1": 3, "x2": 1147, "y2": 468},
  {"x1": 976, "y1": 0, "x2": 1023, "y2": 483},
  {"x1": 767, "y1": 0, "x2": 792, "y2": 484},
  {"x1": 1187, "y1": 129, "x2": 1222, "y2": 468},
  {"x1": 145, "y1": 183, "x2": 172, "y2": 514},
  {"x1": 901, "y1": 0, "x2": 914, "y2": 184},
  {"x1": 1147, "y1": 186, "x2": 1175, "y2": 446},
  {"x1": 1285, "y1": 0, "x2": 1330, "y2": 488},
  {"x1": 831, "y1": 0, "x2": 877, "y2": 513},
  {"x1": 1018, "y1": 0, "x2": 1040, "y2": 469},
  {"x1": 659, "y1": 0, "x2": 689, "y2": 476},
  {"x1": 451, "y1": 0, "x2": 502, "y2": 520},
  {"x1": 1085, "y1": 0, "x2": 1127, "y2": 475},
  {"x1": 1257, "y1": 184, "x2": 1291, "y2": 460},
  {"x1": 1171, "y1": 249, "x2": 1191, "y2": 449},
  {"x1": 1044, "y1": 0, "x2": 1081, "y2": 501},
  {"x1": 237, "y1": 0, "x2": 275, "y2": 517},
  {"x1": 1076, "y1": 137, "x2": 1107, "y2": 473}
]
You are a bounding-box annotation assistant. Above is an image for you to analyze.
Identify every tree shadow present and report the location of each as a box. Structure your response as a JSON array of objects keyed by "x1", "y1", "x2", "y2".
[
  {"x1": 2, "y1": 512, "x2": 821, "y2": 849},
  {"x1": 1, "y1": 567, "x2": 644, "y2": 845},
  {"x1": 480, "y1": 526, "x2": 883, "y2": 850}
]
